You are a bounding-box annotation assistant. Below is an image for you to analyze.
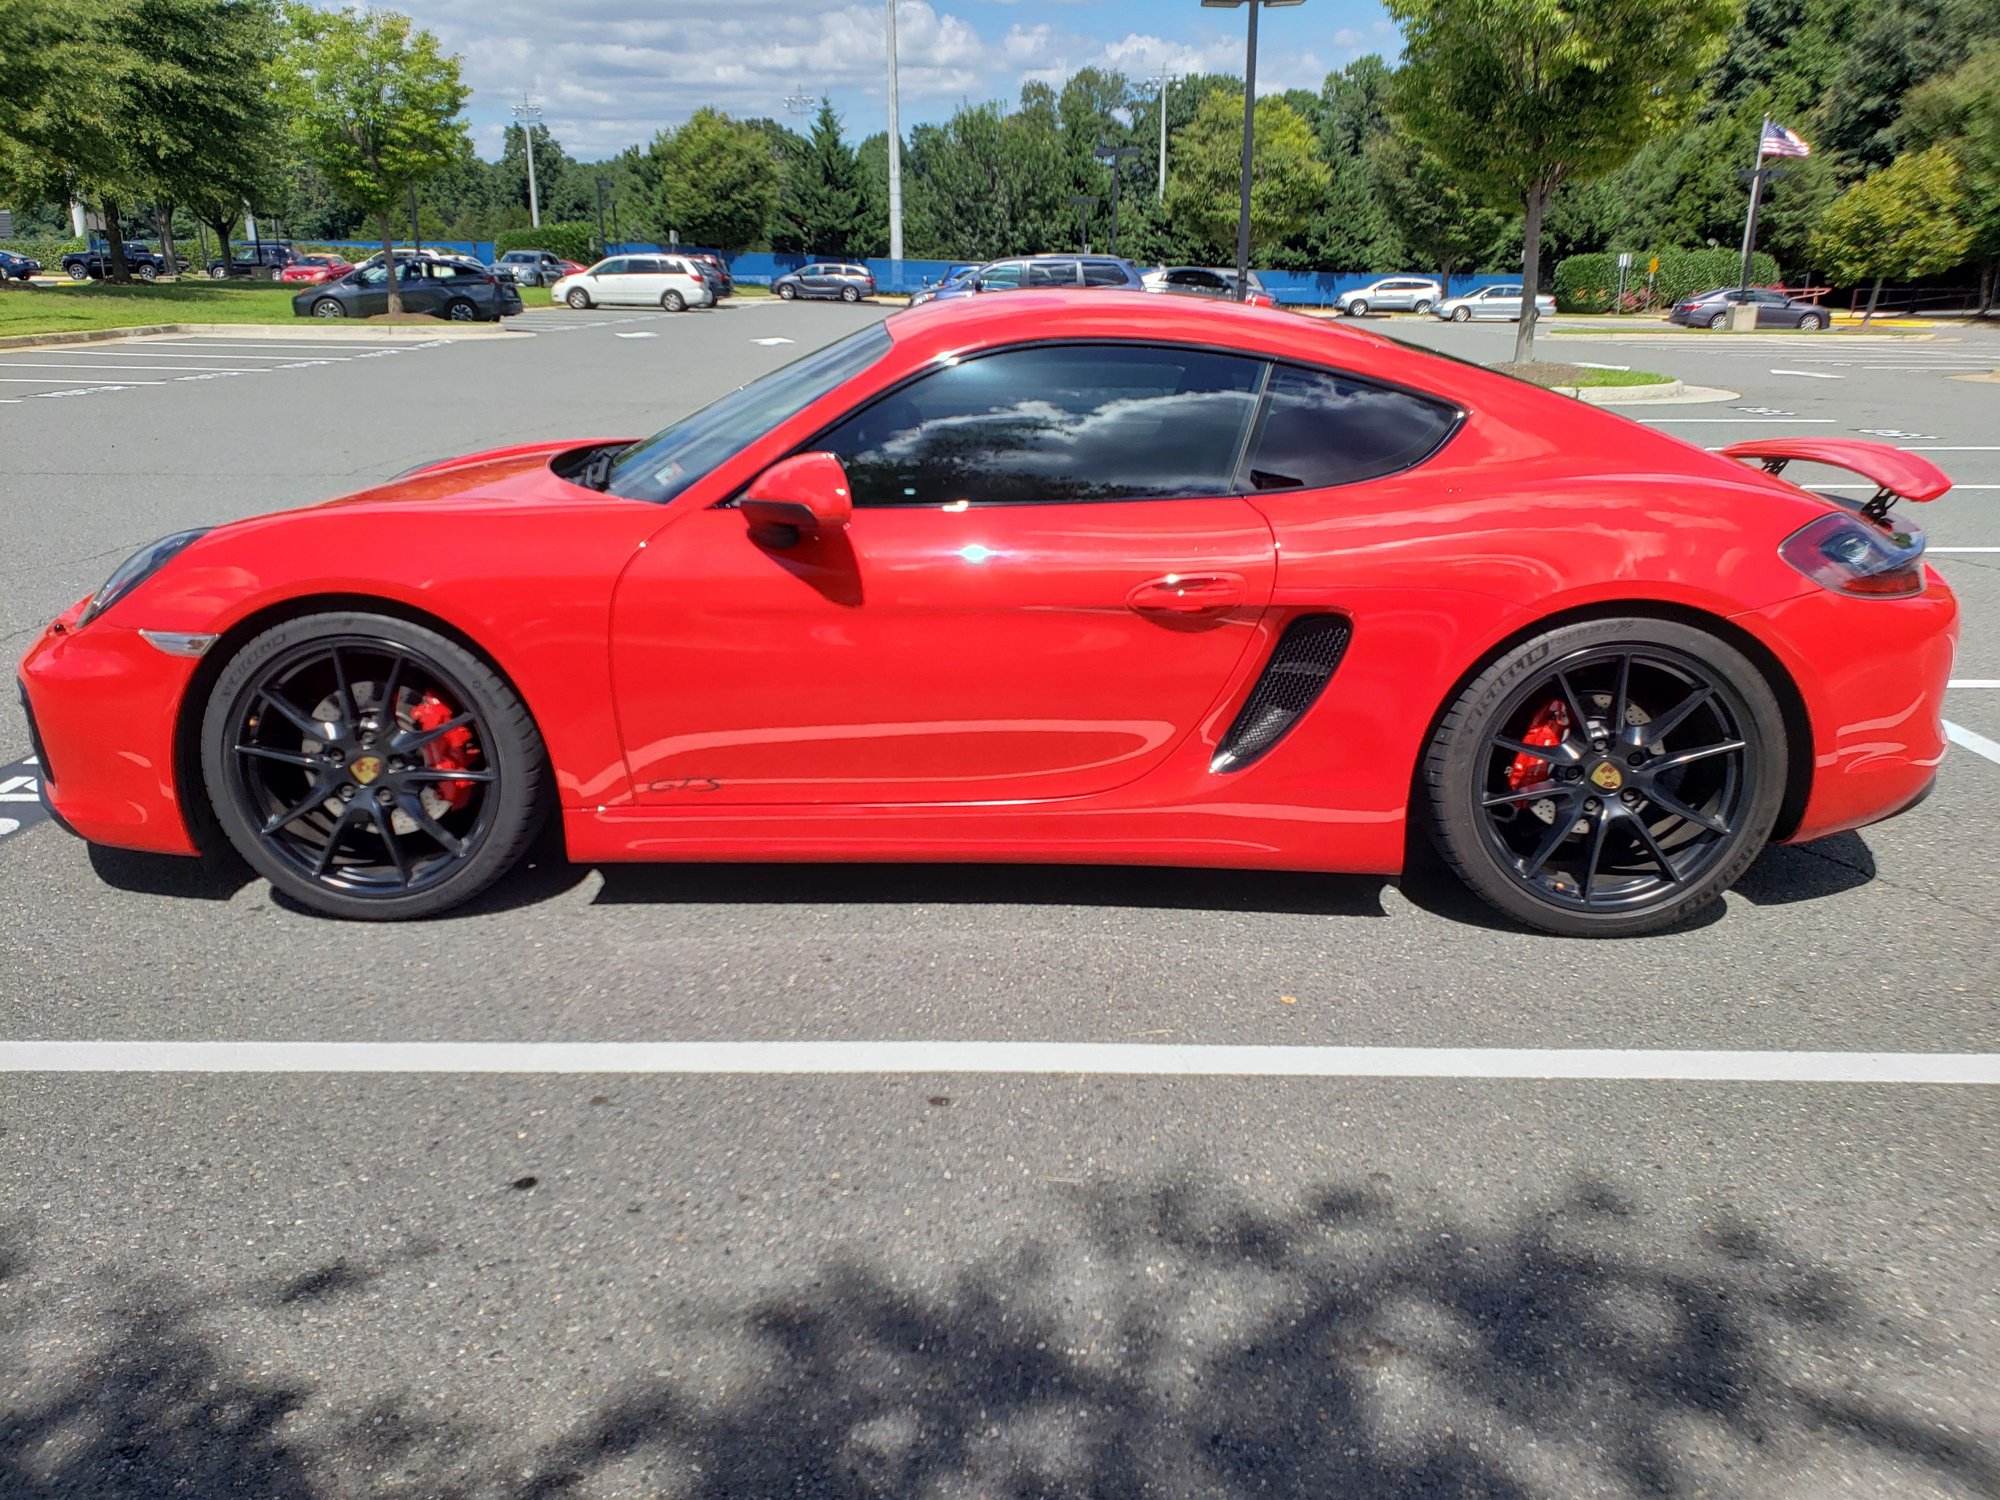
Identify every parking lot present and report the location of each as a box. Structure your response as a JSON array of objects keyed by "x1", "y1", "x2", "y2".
[{"x1": 2, "y1": 301, "x2": 1996, "y2": 1498}]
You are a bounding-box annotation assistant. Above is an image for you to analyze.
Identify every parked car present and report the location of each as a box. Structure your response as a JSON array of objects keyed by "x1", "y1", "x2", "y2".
[
  {"x1": 548, "y1": 255, "x2": 712, "y2": 311},
  {"x1": 771, "y1": 263, "x2": 875, "y2": 302},
  {"x1": 22, "y1": 291, "x2": 1960, "y2": 936},
  {"x1": 685, "y1": 252, "x2": 733, "y2": 298},
  {"x1": 496, "y1": 249, "x2": 585, "y2": 288},
  {"x1": 277, "y1": 255, "x2": 353, "y2": 285},
  {"x1": 1670, "y1": 286, "x2": 1829, "y2": 331},
  {"x1": 0, "y1": 249, "x2": 41, "y2": 281},
  {"x1": 207, "y1": 243, "x2": 301, "y2": 280},
  {"x1": 63, "y1": 241, "x2": 182, "y2": 281},
  {"x1": 293, "y1": 256, "x2": 522, "y2": 321},
  {"x1": 913, "y1": 255, "x2": 1145, "y2": 306},
  {"x1": 1430, "y1": 284, "x2": 1557, "y2": 322},
  {"x1": 904, "y1": 265, "x2": 980, "y2": 307},
  {"x1": 1334, "y1": 277, "x2": 1443, "y2": 316},
  {"x1": 1142, "y1": 265, "x2": 1274, "y2": 305}
]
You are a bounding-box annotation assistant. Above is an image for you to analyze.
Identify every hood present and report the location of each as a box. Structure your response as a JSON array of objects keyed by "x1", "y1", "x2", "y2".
[{"x1": 304, "y1": 438, "x2": 639, "y2": 514}]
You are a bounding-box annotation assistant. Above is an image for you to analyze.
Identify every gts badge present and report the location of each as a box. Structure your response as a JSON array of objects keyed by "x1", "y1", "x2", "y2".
[{"x1": 649, "y1": 777, "x2": 723, "y2": 793}]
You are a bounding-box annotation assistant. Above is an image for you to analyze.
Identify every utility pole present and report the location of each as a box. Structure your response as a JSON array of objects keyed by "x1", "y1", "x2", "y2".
[
  {"x1": 1094, "y1": 142, "x2": 1142, "y2": 256},
  {"x1": 595, "y1": 178, "x2": 609, "y2": 255},
  {"x1": 886, "y1": 0, "x2": 904, "y2": 264},
  {"x1": 1152, "y1": 70, "x2": 1179, "y2": 201},
  {"x1": 511, "y1": 96, "x2": 543, "y2": 230},
  {"x1": 1201, "y1": 0, "x2": 1307, "y2": 301},
  {"x1": 1068, "y1": 194, "x2": 1099, "y2": 253}
]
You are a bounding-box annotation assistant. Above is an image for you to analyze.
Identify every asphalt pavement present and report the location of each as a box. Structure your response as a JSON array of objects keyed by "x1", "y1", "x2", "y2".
[{"x1": 1, "y1": 299, "x2": 1995, "y2": 1499}]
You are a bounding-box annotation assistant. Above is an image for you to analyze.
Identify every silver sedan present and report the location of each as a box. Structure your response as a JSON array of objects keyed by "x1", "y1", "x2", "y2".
[{"x1": 1431, "y1": 284, "x2": 1557, "y2": 322}]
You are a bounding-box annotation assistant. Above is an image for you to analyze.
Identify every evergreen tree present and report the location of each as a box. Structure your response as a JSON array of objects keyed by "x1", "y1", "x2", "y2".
[{"x1": 773, "y1": 98, "x2": 863, "y2": 256}]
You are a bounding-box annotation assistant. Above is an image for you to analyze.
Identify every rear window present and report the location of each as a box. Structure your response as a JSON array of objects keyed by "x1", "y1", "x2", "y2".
[
  {"x1": 1082, "y1": 262, "x2": 1132, "y2": 287},
  {"x1": 1242, "y1": 366, "x2": 1461, "y2": 491}
]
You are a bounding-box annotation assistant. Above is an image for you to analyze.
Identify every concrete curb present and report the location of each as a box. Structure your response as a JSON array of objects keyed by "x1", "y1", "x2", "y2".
[
  {"x1": 0, "y1": 321, "x2": 518, "y2": 352},
  {"x1": 1555, "y1": 378, "x2": 1681, "y2": 403}
]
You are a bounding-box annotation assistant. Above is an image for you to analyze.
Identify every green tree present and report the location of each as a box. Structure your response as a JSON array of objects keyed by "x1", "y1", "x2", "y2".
[
  {"x1": 1165, "y1": 93, "x2": 1330, "y2": 265},
  {"x1": 1369, "y1": 133, "x2": 1511, "y2": 286},
  {"x1": 645, "y1": 108, "x2": 779, "y2": 252},
  {"x1": 1900, "y1": 43, "x2": 2000, "y2": 308},
  {"x1": 276, "y1": 3, "x2": 471, "y2": 313},
  {"x1": 498, "y1": 119, "x2": 571, "y2": 229},
  {"x1": 1811, "y1": 144, "x2": 1974, "y2": 319},
  {"x1": 1388, "y1": 0, "x2": 1739, "y2": 361},
  {"x1": 773, "y1": 98, "x2": 863, "y2": 256}
]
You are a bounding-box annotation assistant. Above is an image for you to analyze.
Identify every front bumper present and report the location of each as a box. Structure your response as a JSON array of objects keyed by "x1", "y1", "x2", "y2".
[{"x1": 16, "y1": 607, "x2": 201, "y2": 855}]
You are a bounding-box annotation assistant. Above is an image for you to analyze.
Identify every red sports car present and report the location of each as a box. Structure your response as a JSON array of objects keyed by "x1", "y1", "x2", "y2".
[
  {"x1": 277, "y1": 255, "x2": 354, "y2": 285},
  {"x1": 16, "y1": 293, "x2": 1958, "y2": 934}
]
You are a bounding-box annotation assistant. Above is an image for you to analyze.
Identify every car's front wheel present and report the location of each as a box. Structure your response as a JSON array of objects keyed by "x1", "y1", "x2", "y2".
[
  {"x1": 310, "y1": 297, "x2": 345, "y2": 318},
  {"x1": 1421, "y1": 618, "x2": 1785, "y2": 937},
  {"x1": 202, "y1": 612, "x2": 550, "y2": 920},
  {"x1": 566, "y1": 288, "x2": 591, "y2": 309},
  {"x1": 209, "y1": 265, "x2": 228, "y2": 279},
  {"x1": 1346, "y1": 298, "x2": 1369, "y2": 317},
  {"x1": 137, "y1": 263, "x2": 158, "y2": 281},
  {"x1": 1452, "y1": 305, "x2": 1472, "y2": 322},
  {"x1": 778, "y1": 283, "x2": 796, "y2": 300}
]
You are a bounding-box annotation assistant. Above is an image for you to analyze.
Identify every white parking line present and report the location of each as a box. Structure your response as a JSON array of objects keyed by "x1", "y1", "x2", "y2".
[
  {"x1": 1945, "y1": 721, "x2": 2000, "y2": 764},
  {"x1": 1950, "y1": 680, "x2": 2000, "y2": 687},
  {"x1": 1927, "y1": 548, "x2": 2000, "y2": 553},
  {"x1": 0, "y1": 1041, "x2": 1994, "y2": 1083},
  {"x1": 0, "y1": 360, "x2": 263, "y2": 374},
  {"x1": 33, "y1": 348, "x2": 347, "y2": 362},
  {"x1": 1770, "y1": 368, "x2": 1842, "y2": 378},
  {"x1": 1644, "y1": 417, "x2": 1837, "y2": 424},
  {"x1": 0, "y1": 375, "x2": 164, "y2": 384},
  {"x1": 1815, "y1": 482, "x2": 2000, "y2": 490}
]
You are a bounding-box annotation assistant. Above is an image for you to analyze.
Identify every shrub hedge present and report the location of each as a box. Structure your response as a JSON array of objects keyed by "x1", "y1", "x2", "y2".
[
  {"x1": 0, "y1": 237, "x2": 87, "y2": 263},
  {"x1": 1554, "y1": 248, "x2": 1781, "y2": 312},
  {"x1": 494, "y1": 222, "x2": 598, "y2": 263}
]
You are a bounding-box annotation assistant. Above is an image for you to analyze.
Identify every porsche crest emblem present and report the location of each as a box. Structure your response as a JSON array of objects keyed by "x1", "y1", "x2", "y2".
[
  {"x1": 350, "y1": 755, "x2": 384, "y2": 786},
  {"x1": 1588, "y1": 762, "x2": 1624, "y2": 791}
]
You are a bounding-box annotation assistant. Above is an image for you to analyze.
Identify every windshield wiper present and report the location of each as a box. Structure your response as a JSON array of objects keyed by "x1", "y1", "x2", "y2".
[{"x1": 577, "y1": 446, "x2": 617, "y2": 492}]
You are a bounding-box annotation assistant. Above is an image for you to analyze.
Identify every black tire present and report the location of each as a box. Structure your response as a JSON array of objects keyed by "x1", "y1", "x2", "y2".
[
  {"x1": 1452, "y1": 305, "x2": 1471, "y2": 322},
  {"x1": 1412, "y1": 298, "x2": 1432, "y2": 315},
  {"x1": 778, "y1": 283, "x2": 796, "y2": 300},
  {"x1": 1348, "y1": 298, "x2": 1369, "y2": 316},
  {"x1": 1707, "y1": 310, "x2": 1729, "y2": 330},
  {"x1": 68, "y1": 263, "x2": 90, "y2": 280},
  {"x1": 137, "y1": 262, "x2": 158, "y2": 281},
  {"x1": 841, "y1": 285, "x2": 860, "y2": 303},
  {"x1": 201, "y1": 612, "x2": 551, "y2": 920},
  {"x1": 1797, "y1": 312, "x2": 1824, "y2": 330},
  {"x1": 1420, "y1": 617, "x2": 1786, "y2": 938},
  {"x1": 567, "y1": 287, "x2": 591, "y2": 309},
  {"x1": 310, "y1": 297, "x2": 345, "y2": 318},
  {"x1": 662, "y1": 290, "x2": 685, "y2": 311},
  {"x1": 443, "y1": 298, "x2": 477, "y2": 322},
  {"x1": 269, "y1": 266, "x2": 285, "y2": 282},
  {"x1": 209, "y1": 265, "x2": 228, "y2": 279}
]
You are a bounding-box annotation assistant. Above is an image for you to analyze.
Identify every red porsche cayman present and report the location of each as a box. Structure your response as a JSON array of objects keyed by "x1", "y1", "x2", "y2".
[{"x1": 17, "y1": 293, "x2": 1958, "y2": 934}]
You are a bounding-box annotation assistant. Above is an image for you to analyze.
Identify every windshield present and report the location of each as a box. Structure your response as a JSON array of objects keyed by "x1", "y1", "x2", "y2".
[{"x1": 604, "y1": 321, "x2": 893, "y2": 504}]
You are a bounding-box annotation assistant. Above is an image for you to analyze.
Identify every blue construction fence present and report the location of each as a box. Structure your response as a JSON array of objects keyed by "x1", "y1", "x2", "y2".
[
  {"x1": 610, "y1": 245, "x2": 1522, "y2": 305},
  {"x1": 316, "y1": 238, "x2": 498, "y2": 263}
]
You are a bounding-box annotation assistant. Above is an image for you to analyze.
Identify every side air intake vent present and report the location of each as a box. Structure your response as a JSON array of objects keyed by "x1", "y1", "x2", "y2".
[{"x1": 1211, "y1": 615, "x2": 1352, "y2": 772}]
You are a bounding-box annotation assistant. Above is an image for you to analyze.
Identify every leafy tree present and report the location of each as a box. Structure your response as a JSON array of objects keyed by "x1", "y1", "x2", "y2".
[
  {"x1": 498, "y1": 119, "x2": 570, "y2": 228},
  {"x1": 1388, "y1": 0, "x2": 1739, "y2": 360},
  {"x1": 1369, "y1": 133, "x2": 1511, "y2": 286},
  {"x1": 1810, "y1": 145, "x2": 1973, "y2": 319},
  {"x1": 773, "y1": 99, "x2": 864, "y2": 256},
  {"x1": 1815, "y1": 0, "x2": 2000, "y2": 170},
  {"x1": 645, "y1": 108, "x2": 779, "y2": 252},
  {"x1": 1300, "y1": 151, "x2": 1405, "y2": 271},
  {"x1": 1900, "y1": 43, "x2": 2000, "y2": 308},
  {"x1": 1709, "y1": 0, "x2": 1866, "y2": 118},
  {"x1": 1318, "y1": 55, "x2": 1397, "y2": 156},
  {"x1": 276, "y1": 3, "x2": 471, "y2": 313},
  {"x1": 1165, "y1": 93, "x2": 1329, "y2": 266}
]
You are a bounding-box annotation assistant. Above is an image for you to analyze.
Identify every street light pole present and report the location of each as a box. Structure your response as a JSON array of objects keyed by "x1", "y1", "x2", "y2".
[
  {"x1": 886, "y1": 0, "x2": 904, "y2": 264},
  {"x1": 1094, "y1": 142, "x2": 1143, "y2": 256},
  {"x1": 1153, "y1": 70, "x2": 1178, "y2": 202},
  {"x1": 1068, "y1": 194, "x2": 1099, "y2": 253},
  {"x1": 595, "y1": 178, "x2": 609, "y2": 256},
  {"x1": 1202, "y1": 0, "x2": 1304, "y2": 300},
  {"x1": 511, "y1": 97, "x2": 543, "y2": 230}
]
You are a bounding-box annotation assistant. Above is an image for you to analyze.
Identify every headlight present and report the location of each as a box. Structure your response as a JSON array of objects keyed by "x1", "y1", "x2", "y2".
[{"x1": 76, "y1": 530, "x2": 208, "y2": 627}]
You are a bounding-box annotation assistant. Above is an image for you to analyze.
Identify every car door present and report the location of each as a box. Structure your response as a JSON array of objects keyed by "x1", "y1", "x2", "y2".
[
  {"x1": 976, "y1": 261, "x2": 1025, "y2": 293},
  {"x1": 1027, "y1": 259, "x2": 1080, "y2": 288},
  {"x1": 586, "y1": 257, "x2": 631, "y2": 304},
  {"x1": 348, "y1": 264, "x2": 393, "y2": 316},
  {"x1": 1482, "y1": 286, "x2": 1522, "y2": 320},
  {"x1": 610, "y1": 341, "x2": 1278, "y2": 806},
  {"x1": 1751, "y1": 289, "x2": 1791, "y2": 327}
]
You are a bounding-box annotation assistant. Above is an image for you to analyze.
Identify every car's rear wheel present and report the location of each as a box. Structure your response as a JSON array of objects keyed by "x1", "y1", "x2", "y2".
[
  {"x1": 310, "y1": 297, "x2": 345, "y2": 318},
  {"x1": 1452, "y1": 305, "x2": 1471, "y2": 322},
  {"x1": 662, "y1": 290, "x2": 685, "y2": 311},
  {"x1": 1797, "y1": 311, "x2": 1824, "y2": 330},
  {"x1": 841, "y1": 285, "x2": 860, "y2": 302},
  {"x1": 566, "y1": 288, "x2": 591, "y2": 309},
  {"x1": 1421, "y1": 618, "x2": 1785, "y2": 937},
  {"x1": 1412, "y1": 298, "x2": 1432, "y2": 315},
  {"x1": 778, "y1": 283, "x2": 796, "y2": 300},
  {"x1": 1707, "y1": 310, "x2": 1729, "y2": 330},
  {"x1": 202, "y1": 613, "x2": 550, "y2": 920},
  {"x1": 444, "y1": 298, "x2": 477, "y2": 321}
]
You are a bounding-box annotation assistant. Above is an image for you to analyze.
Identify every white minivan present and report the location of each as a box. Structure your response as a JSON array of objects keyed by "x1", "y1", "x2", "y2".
[{"x1": 550, "y1": 255, "x2": 713, "y2": 312}]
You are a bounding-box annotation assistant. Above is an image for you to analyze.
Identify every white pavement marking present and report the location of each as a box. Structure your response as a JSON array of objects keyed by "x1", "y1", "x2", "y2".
[
  {"x1": 0, "y1": 375, "x2": 162, "y2": 384},
  {"x1": 1906, "y1": 446, "x2": 2000, "y2": 451},
  {"x1": 0, "y1": 1041, "x2": 1996, "y2": 1084},
  {"x1": 35, "y1": 348, "x2": 347, "y2": 362},
  {"x1": 1813, "y1": 482, "x2": 2000, "y2": 490},
  {"x1": 1950, "y1": 680, "x2": 2000, "y2": 687},
  {"x1": 1574, "y1": 362, "x2": 1629, "y2": 370},
  {"x1": 753, "y1": 337, "x2": 795, "y2": 346},
  {"x1": 0, "y1": 819, "x2": 16, "y2": 837},
  {"x1": 1945, "y1": 721, "x2": 2000, "y2": 764},
  {"x1": 1643, "y1": 417, "x2": 1837, "y2": 424},
  {"x1": 0, "y1": 360, "x2": 263, "y2": 374},
  {"x1": 613, "y1": 331, "x2": 658, "y2": 339},
  {"x1": 1927, "y1": 548, "x2": 2000, "y2": 553},
  {"x1": 1770, "y1": 368, "x2": 1842, "y2": 378}
]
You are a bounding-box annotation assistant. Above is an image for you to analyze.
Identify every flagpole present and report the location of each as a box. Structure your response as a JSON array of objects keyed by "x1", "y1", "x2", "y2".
[{"x1": 1738, "y1": 115, "x2": 1769, "y2": 293}]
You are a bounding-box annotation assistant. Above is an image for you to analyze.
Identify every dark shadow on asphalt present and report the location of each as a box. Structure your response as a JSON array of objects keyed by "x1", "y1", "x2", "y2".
[
  {"x1": 85, "y1": 842, "x2": 255, "y2": 903},
  {"x1": 2, "y1": 1175, "x2": 1994, "y2": 1498},
  {"x1": 1732, "y1": 831, "x2": 1877, "y2": 906}
]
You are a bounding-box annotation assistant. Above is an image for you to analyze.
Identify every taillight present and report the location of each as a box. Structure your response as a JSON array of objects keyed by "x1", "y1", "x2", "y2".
[{"x1": 1779, "y1": 512, "x2": 1926, "y2": 598}]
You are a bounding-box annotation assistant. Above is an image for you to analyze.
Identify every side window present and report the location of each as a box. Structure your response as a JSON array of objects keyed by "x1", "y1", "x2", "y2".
[
  {"x1": 816, "y1": 343, "x2": 1264, "y2": 508},
  {"x1": 597, "y1": 258, "x2": 630, "y2": 277},
  {"x1": 1082, "y1": 261, "x2": 1132, "y2": 287},
  {"x1": 358, "y1": 265, "x2": 389, "y2": 286},
  {"x1": 979, "y1": 263, "x2": 1023, "y2": 289},
  {"x1": 1243, "y1": 365, "x2": 1459, "y2": 492},
  {"x1": 1026, "y1": 261, "x2": 1074, "y2": 287}
]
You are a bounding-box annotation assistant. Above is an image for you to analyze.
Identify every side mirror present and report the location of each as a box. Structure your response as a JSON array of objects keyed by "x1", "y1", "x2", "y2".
[{"x1": 740, "y1": 452, "x2": 853, "y2": 550}]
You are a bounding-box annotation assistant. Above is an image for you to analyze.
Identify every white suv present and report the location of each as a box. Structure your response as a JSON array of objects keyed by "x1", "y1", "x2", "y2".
[
  {"x1": 1335, "y1": 277, "x2": 1443, "y2": 316},
  {"x1": 550, "y1": 255, "x2": 713, "y2": 312}
]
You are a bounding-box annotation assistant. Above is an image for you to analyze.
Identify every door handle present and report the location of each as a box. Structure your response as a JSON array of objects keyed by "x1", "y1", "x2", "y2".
[{"x1": 1126, "y1": 572, "x2": 1246, "y2": 616}]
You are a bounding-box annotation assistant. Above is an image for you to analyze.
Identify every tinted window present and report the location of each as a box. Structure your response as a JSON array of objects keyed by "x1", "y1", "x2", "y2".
[
  {"x1": 1243, "y1": 366, "x2": 1459, "y2": 491},
  {"x1": 1027, "y1": 260, "x2": 1077, "y2": 287},
  {"x1": 1083, "y1": 261, "x2": 1133, "y2": 286},
  {"x1": 817, "y1": 343, "x2": 1263, "y2": 508},
  {"x1": 979, "y1": 263, "x2": 1024, "y2": 289}
]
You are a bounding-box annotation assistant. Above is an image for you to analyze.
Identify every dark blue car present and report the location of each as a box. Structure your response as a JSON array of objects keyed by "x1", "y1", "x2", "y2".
[
  {"x1": 0, "y1": 249, "x2": 41, "y2": 281},
  {"x1": 907, "y1": 254, "x2": 1144, "y2": 307}
]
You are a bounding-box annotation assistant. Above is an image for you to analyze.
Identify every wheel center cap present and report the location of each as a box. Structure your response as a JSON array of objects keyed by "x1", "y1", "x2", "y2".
[
  {"x1": 350, "y1": 755, "x2": 384, "y2": 787},
  {"x1": 1589, "y1": 761, "x2": 1625, "y2": 792}
]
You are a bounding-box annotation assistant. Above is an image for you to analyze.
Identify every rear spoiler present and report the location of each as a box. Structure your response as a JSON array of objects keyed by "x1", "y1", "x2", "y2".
[{"x1": 1721, "y1": 438, "x2": 1950, "y2": 521}]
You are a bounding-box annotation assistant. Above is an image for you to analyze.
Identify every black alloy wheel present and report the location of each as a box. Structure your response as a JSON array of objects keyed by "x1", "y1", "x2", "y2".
[
  {"x1": 202, "y1": 614, "x2": 549, "y2": 919},
  {"x1": 311, "y1": 297, "x2": 345, "y2": 318},
  {"x1": 1423, "y1": 619, "x2": 1785, "y2": 937},
  {"x1": 445, "y1": 298, "x2": 477, "y2": 321}
]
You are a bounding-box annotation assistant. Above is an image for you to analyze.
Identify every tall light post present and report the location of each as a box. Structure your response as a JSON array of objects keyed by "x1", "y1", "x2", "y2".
[
  {"x1": 1068, "y1": 193, "x2": 1099, "y2": 253},
  {"x1": 1151, "y1": 70, "x2": 1180, "y2": 202},
  {"x1": 1201, "y1": 0, "x2": 1303, "y2": 300},
  {"x1": 783, "y1": 85, "x2": 814, "y2": 127},
  {"x1": 511, "y1": 96, "x2": 543, "y2": 230},
  {"x1": 885, "y1": 0, "x2": 904, "y2": 264},
  {"x1": 1094, "y1": 142, "x2": 1143, "y2": 256}
]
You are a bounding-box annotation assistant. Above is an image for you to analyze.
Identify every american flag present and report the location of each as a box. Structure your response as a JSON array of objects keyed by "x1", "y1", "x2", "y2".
[{"x1": 1761, "y1": 121, "x2": 1812, "y2": 159}]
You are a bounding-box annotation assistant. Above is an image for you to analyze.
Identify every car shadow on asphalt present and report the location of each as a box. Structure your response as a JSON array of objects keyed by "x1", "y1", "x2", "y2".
[{"x1": 2, "y1": 1172, "x2": 1993, "y2": 1498}]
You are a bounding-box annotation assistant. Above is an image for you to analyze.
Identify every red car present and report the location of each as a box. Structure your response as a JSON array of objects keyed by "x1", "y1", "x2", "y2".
[
  {"x1": 278, "y1": 255, "x2": 353, "y2": 285},
  {"x1": 16, "y1": 293, "x2": 1958, "y2": 934}
]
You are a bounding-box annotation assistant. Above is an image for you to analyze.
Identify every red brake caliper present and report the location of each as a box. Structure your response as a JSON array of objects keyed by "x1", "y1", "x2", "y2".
[
  {"x1": 1506, "y1": 698, "x2": 1570, "y2": 790},
  {"x1": 409, "y1": 693, "x2": 479, "y2": 809}
]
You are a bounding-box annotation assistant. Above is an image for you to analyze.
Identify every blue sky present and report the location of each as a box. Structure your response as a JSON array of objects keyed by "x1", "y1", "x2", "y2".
[{"x1": 384, "y1": 0, "x2": 1399, "y2": 161}]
